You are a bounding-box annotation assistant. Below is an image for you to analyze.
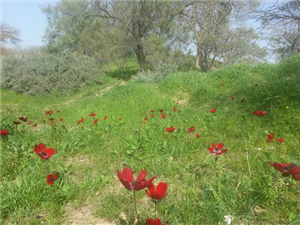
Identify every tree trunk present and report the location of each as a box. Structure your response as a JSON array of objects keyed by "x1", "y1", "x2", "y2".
[
  {"x1": 135, "y1": 40, "x2": 146, "y2": 71},
  {"x1": 195, "y1": 45, "x2": 201, "y2": 69}
]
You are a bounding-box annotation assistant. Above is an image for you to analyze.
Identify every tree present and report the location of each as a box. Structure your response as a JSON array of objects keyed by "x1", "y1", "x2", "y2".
[
  {"x1": 254, "y1": 0, "x2": 300, "y2": 61},
  {"x1": 0, "y1": 23, "x2": 21, "y2": 55}
]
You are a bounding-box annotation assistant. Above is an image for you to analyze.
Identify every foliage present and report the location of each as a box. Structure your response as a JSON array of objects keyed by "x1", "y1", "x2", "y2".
[{"x1": 1, "y1": 50, "x2": 103, "y2": 96}]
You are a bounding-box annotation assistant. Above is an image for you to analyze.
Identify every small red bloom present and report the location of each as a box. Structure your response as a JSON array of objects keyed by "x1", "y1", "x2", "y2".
[
  {"x1": 56, "y1": 110, "x2": 60, "y2": 113},
  {"x1": 19, "y1": 117, "x2": 28, "y2": 122},
  {"x1": 173, "y1": 108, "x2": 178, "y2": 112},
  {"x1": 93, "y1": 119, "x2": 99, "y2": 125},
  {"x1": 231, "y1": 96, "x2": 235, "y2": 100},
  {"x1": 33, "y1": 143, "x2": 56, "y2": 160},
  {"x1": 145, "y1": 182, "x2": 168, "y2": 201},
  {"x1": 32, "y1": 123, "x2": 38, "y2": 127},
  {"x1": 146, "y1": 218, "x2": 166, "y2": 225},
  {"x1": 119, "y1": 118, "x2": 122, "y2": 120},
  {"x1": 268, "y1": 162, "x2": 300, "y2": 180},
  {"x1": 116, "y1": 167, "x2": 155, "y2": 191},
  {"x1": 222, "y1": 83, "x2": 225, "y2": 86},
  {"x1": 196, "y1": 134, "x2": 200, "y2": 138},
  {"x1": 150, "y1": 114, "x2": 155, "y2": 117},
  {"x1": 252, "y1": 110, "x2": 267, "y2": 117},
  {"x1": 0, "y1": 130, "x2": 9, "y2": 136},
  {"x1": 159, "y1": 109, "x2": 163, "y2": 113},
  {"x1": 47, "y1": 174, "x2": 57, "y2": 185},
  {"x1": 77, "y1": 118, "x2": 84, "y2": 124},
  {"x1": 13, "y1": 121, "x2": 21, "y2": 125},
  {"x1": 142, "y1": 121, "x2": 146, "y2": 124},
  {"x1": 188, "y1": 126, "x2": 195, "y2": 133},
  {"x1": 267, "y1": 133, "x2": 274, "y2": 142},
  {"x1": 59, "y1": 118, "x2": 63, "y2": 122},
  {"x1": 161, "y1": 114, "x2": 167, "y2": 119},
  {"x1": 27, "y1": 121, "x2": 33, "y2": 124},
  {"x1": 103, "y1": 116, "x2": 107, "y2": 121},
  {"x1": 210, "y1": 109, "x2": 216, "y2": 113},
  {"x1": 277, "y1": 138, "x2": 285, "y2": 143},
  {"x1": 144, "y1": 117, "x2": 148, "y2": 120},
  {"x1": 151, "y1": 110, "x2": 155, "y2": 112},
  {"x1": 45, "y1": 110, "x2": 53, "y2": 115},
  {"x1": 49, "y1": 118, "x2": 55, "y2": 121},
  {"x1": 240, "y1": 98, "x2": 246, "y2": 103},
  {"x1": 207, "y1": 143, "x2": 228, "y2": 155},
  {"x1": 166, "y1": 126, "x2": 175, "y2": 132},
  {"x1": 89, "y1": 112, "x2": 96, "y2": 117}
]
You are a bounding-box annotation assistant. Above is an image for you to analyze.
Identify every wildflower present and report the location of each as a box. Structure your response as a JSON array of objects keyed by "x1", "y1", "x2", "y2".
[
  {"x1": 77, "y1": 118, "x2": 84, "y2": 124},
  {"x1": 151, "y1": 110, "x2": 155, "y2": 112},
  {"x1": 173, "y1": 108, "x2": 178, "y2": 112},
  {"x1": 116, "y1": 167, "x2": 155, "y2": 191},
  {"x1": 33, "y1": 143, "x2": 56, "y2": 160},
  {"x1": 47, "y1": 174, "x2": 57, "y2": 185},
  {"x1": 59, "y1": 118, "x2": 63, "y2": 122},
  {"x1": 32, "y1": 123, "x2": 38, "y2": 127},
  {"x1": 150, "y1": 114, "x2": 155, "y2": 117},
  {"x1": 45, "y1": 110, "x2": 53, "y2": 116},
  {"x1": 252, "y1": 110, "x2": 267, "y2": 117},
  {"x1": 276, "y1": 138, "x2": 285, "y2": 143},
  {"x1": 159, "y1": 109, "x2": 163, "y2": 113},
  {"x1": 19, "y1": 117, "x2": 28, "y2": 122},
  {"x1": 142, "y1": 121, "x2": 146, "y2": 124},
  {"x1": 240, "y1": 98, "x2": 246, "y2": 103},
  {"x1": 231, "y1": 96, "x2": 235, "y2": 100},
  {"x1": 103, "y1": 116, "x2": 107, "y2": 121},
  {"x1": 207, "y1": 143, "x2": 228, "y2": 155},
  {"x1": 0, "y1": 130, "x2": 9, "y2": 136},
  {"x1": 268, "y1": 161, "x2": 300, "y2": 180},
  {"x1": 56, "y1": 110, "x2": 60, "y2": 113},
  {"x1": 267, "y1": 133, "x2": 274, "y2": 142},
  {"x1": 196, "y1": 134, "x2": 200, "y2": 138},
  {"x1": 145, "y1": 182, "x2": 168, "y2": 201},
  {"x1": 27, "y1": 121, "x2": 33, "y2": 124},
  {"x1": 166, "y1": 126, "x2": 175, "y2": 132},
  {"x1": 13, "y1": 121, "x2": 21, "y2": 125},
  {"x1": 210, "y1": 109, "x2": 216, "y2": 113},
  {"x1": 93, "y1": 119, "x2": 99, "y2": 125},
  {"x1": 146, "y1": 218, "x2": 167, "y2": 225},
  {"x1": 144, "y1": 117, "x2": 148, "y2": 120},
  {"x1": 222, "y1": 83, "x2": 225, "y2": 86},
  {"x1": 119, "y1": 118, "x2": 122, "y2": 120},
  {"x1": 188, "y1": 126, "x2": 195, "y2": 133},
  {"x1": 89, "y1": 112, "x2": 96, "y2": 116},
  {"x1": 161, "y1": 114, "x2": 167, "y2": 119},
  {"x1": 286, "y1": 106, "x2": 289, "y2": 109}
]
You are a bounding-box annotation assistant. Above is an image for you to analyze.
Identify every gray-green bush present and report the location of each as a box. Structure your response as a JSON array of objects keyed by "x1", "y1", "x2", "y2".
[{"x1": 1, "y1": 50, "x2": 103, "y2": 96}]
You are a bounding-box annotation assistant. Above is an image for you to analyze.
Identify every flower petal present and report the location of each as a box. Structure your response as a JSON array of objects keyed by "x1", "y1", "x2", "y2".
[
  {"x1": 156, "y1": 182, "x2": 168, "y2": 196},
  {"x1": 123, "y1": 167, "x2": 134, "y2": 183},
  {"x1": 217, "y1": 143, "x2": 224, "y2": 150},
  {"x1": 136, "y1": 169, "x2": 147, "y2": 182}
]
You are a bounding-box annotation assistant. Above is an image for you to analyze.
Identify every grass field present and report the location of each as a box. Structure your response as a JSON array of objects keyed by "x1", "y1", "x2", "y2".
[{"x1": 1, "y1": 54, "x2": 300, "y2": 225}]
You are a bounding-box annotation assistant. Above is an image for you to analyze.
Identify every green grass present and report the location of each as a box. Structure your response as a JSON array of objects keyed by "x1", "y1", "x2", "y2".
[{"x1": 1, "y1": 54, "x2": 300, "y2": 225}]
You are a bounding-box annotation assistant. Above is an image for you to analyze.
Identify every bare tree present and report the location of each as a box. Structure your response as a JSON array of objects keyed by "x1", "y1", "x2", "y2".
[{"x1": 0, "y1": 23, "x2": 22, "y2": 46}]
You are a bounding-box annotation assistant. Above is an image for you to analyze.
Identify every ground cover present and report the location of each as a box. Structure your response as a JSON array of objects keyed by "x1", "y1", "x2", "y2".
[{"x1": 1, "y1": 55, "x2": 300, "y2": 225}]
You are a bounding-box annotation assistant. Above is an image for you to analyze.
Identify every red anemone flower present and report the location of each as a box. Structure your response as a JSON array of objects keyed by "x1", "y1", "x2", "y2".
[
  {"x1": 231, "y1": 96, "x2": 235, "y2": 100},
  {"x1": 207, "y1": 143, "x2": 228, "y2": 155},
  {"x1": 222, "y1": 83, "x2": 225, "y2": 86},
  {"x1": 268, "y1": 162, "x2": 300, "y2": 180},
  {"x1": 210, "y1": 109, "x2": 216, "y2": 113},
  {"x1": 116, "y1": 167, "x2": 155, "y2": 191},
  {"x1": 103, "y1": 116, "x2": 107, "y2": 120},
  {"x1": 166, "y1": 126, "x2": 175, "y2": 132},
  {"x1": 59, "y1": 118, "x2": 63, "y2": 122},
  {"x1": 277, "y1": 138, "x2": 285, "y2": 143},
  {"x1": 145, "y1": 182, "x2": 168, "y2": 201},
  {"x1": 57, "y1": 110, "x2": 60, "y2": 113},
  {"x1": 188, "y1": 126, "x2": 195, "y2": 133},
  {"x1": 32, "y1": 123, "x2": 38, "y2": 127},
  {"x1": 47, "y1": 174, "x2": 57, "y2": 185},
  {"x1": 146, "y1": 218, "x2": 166, "y2": 225},
  {"x1": 151, "y1": 110, "x2": 155, "y2": 112},
  {"x1": 252, "y1": 110, "x2": 267, "y2": 117},
  {"x1": 19, "y1": 117, "x2": 28, "y2": 122},
  {"x1": 144, "y1": 117, "x2": 148, "y2": 120},
  {"x1": 93, "y1": 119, "x2": 99, "y2": 125},
  {"x1": 45, "y1": 110, "x2": 53, "y2": 115},
  {"x1": 196, "y1": 134, "x2": 200, "y2": 138},
  {"x1": 77, "y1": 118, "x2": 84, "y2": 124},
  {"x1": 240, "y1": 98, "x2": 246, "y2": 103},
  {"x1": 150, "y1": 114, "x2": 155, "y2": 117},
  {"x1": 173, "y1": 108, "x2": 178, "y2": 112},
  {"x1": 33, "y1": 143, "x2": 56, "y2": 160},
  {"x1": 159, "y1": 109, "x2": 163, "y2": 113},
  {"x1": 142, "y1": 121, "x2": 146, "y2": 124},
  {"x1": 267, "y1": 133, "x2": 274, "y2": 142},
  {"x1": 0, "y1": 130, "x2": 9, "y2": 136},
  {"x1": 13, "y1": 121, "x2": 21, "y2": 125},
  {"x1": 89, "y1": 112, "x2": 96, "y2": 116},
  {"x1": 161, "y1": 114, "x2": 167, "y2": 119},
  {"x1": 119, "y1": 118, "x2": 122, "y2": 120}
]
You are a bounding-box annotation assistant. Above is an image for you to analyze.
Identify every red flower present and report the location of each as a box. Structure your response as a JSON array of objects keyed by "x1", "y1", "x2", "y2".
[
  {"x1": 150, "y1": 114, "x2": 155, "y2": 117},
  {"x1": 210, "y1": 109, "x2": 216, "y2": 113},
  {"x1": 33, "y1": 143, "x2": 56, "y2": 160},
  {"x1": 77, "y1": 118, "x2": 84, "y2": 124},
  {"x1": 32, "y1": 123, "x2": 38, "y2": 127},
  {"x1": 252, "y1": 110, "x2": 267, "y2": 117},
  {"x1": 173, "y1": 108, "x2": 178, "y2": 112},
  {"x1": 145, "y1": 182, "x2": 168, "y2": 201},
  {"x1": 93, "y1": 119, "x2": 99, "y2": 125},
  {"x1": 267, "y1": 133, "x2": 274, "y2": 142},
  {"x1": 159, "y1": 109, "x2": 163, "y2": 113},
  {"x1": 240, "y1": 98, "x2": 246, "y2": 103},
  {"x1": 268, "y1": 162, "x2": 300, "y2": 180},
  {"x1": 47, "y1": 174, "x2": 57, "y2": 185},
  {"x1": 196, "y1": 134, "x2": 200, "y2": 138},
  {"x1": 151, "y1": 110, "x2": 155, "y2": 112},
  {"x1": 119, "y1": 118, "x2": 122, "y2": 120},
  {"x1": 222, "y1": 83, "x2": 225, "y2": 86},
  {"x1": 231, "y1": 96, "x2": 235, "y2": 100},
  {"x1": 19, "y1": 117, "x2": 28, "y2": 122},
  {"x1": 188, "y1": 126, "x2": 195, "y2": 133},
  {"x1": 161, "y1": 114, "x2": 167, "y2": 119},
  {"x1": 59, "y1": 118, "x2": 63, "y2": 122},
  {"x1": 146, "y1": 218, "x2": 166, "y2": 225},
  {"x1": 13, "y1": 121, "x2": 21, "y2": 125},
  {"x1": 45, "y1": 110, "x2": 53, "y2": 115},
  {"x1": 277, "y1": 138, "x2": 285, "y2": 143},
  {"x1": 207, "y1": 143, "x2": 228, "y2": 155},
  {"x1": 116, "y1": 167, "x2": 155, "y2": 191},
  {"x1": 27, "y1": 121, "x2": 33, "y2": 124},
  {"x1": 142, "y1": 121, "x2": 146, "y2": 124},
  {"x1": 166, "y1": 126, "x2": 175, "y2": 132},
  {"x1": 89, "y1": 112, "x2": 96, "y2": 116},
  {"x1": 56, "y1": 110, "x2": 60, "y2": 113},
  {"x1": 144, "y1": 117, "x2": 148, "y2": 120},
  {"x1": 103, "y1": 116, "x2": 107, "y2": 121},
  {"x1": 0, "y1": 130, "x2": 9, "y2": 136}
]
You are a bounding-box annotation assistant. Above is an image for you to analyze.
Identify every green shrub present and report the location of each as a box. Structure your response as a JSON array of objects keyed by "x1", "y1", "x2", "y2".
[{"x1": 1, "y1": 50, "x2": 104, "y2": 96}]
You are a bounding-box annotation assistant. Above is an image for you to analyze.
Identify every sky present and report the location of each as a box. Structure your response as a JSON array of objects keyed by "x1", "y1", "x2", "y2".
[{"x1": 1, "y1": 0, "x2": 281, "y2": 49}]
